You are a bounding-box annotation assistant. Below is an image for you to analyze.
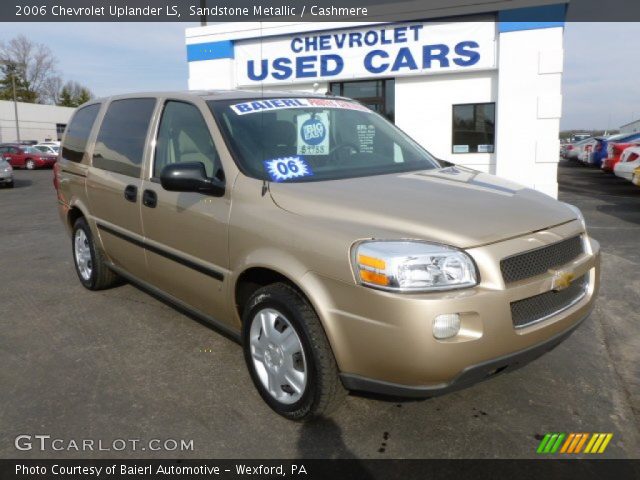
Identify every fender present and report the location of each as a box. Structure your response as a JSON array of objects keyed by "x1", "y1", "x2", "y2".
[{"x1": 229, "y1": 248, "x2": 344, "y2": 362}]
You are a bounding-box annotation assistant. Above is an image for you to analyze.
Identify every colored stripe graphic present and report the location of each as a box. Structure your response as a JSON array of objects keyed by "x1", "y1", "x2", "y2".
[
  {"x1": 585, "y1": 433, "x2": 613, "y2": 454},
  {"x1": 538, "y1": 433, "x2": 613, "y2": 454},
  {"x1": 537, "y1": 433, "x2": 565, "y2": 453}
]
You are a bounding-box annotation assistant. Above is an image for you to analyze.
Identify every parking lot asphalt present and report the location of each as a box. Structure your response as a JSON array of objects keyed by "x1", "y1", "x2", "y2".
[{"x1": 1, "y1": 162, "x2": 639, "y2": 459}]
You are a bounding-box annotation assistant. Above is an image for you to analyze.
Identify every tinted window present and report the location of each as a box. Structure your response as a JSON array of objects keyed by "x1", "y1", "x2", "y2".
[
  {"x1": 93, "y1": 98, "x2": 156, "y2": 177},
  {"x1": 452, "y1": 103, "x2": 495, "y2": 154},
  {"x1": 154, "y1": 101, "x2": 221, "y2": 179},
  {"x1": 62, "y1": 104, "x2": 101, "y2": 163}
]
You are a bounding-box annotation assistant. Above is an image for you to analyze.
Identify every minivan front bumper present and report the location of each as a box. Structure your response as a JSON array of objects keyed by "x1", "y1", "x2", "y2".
[
  {"x1": 303, "y1": 220, "x2": 600, "y2": 396},
  {"x1": 339, "y1": 309, "x2": 590, "y2": 398}
]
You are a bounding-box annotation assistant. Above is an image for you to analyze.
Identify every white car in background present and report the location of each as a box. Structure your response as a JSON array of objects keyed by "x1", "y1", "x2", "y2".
[
  {"x1": 564, "y1": 137, "x2": 592, "y2": 160},
  {"x1": 613, "y1": 145, "x2": 640, "y2": 181},
  {"x1": 563, "y1": 137, "x2": 595, "y2": 162},
  {"x1": 34, "y1": 144, "x2": 59, "y2": 155},
  {"x1": 579, "y1": 138, "x2": 599, "y2": 164}
]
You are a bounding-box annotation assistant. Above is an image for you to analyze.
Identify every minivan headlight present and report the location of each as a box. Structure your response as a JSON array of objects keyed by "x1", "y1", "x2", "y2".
[{"x1": 352, "y1": 241, "x2": 478, "y2": 292}]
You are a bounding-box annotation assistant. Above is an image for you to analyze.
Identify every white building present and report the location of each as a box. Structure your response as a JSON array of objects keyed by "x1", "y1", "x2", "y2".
[
  {"x1": 0, "y1": 100, "x2": 75, "y2": 144},
  {"x1": 620, "y1": 119, "x2": 640, "y2": 134},
  {"x1": 185, "y1": 3, "x2": 567, "y2": 198}
]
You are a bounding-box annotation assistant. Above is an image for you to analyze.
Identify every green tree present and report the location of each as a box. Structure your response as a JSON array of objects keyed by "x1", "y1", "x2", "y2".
[
  {"x1": 0, "y1": 62, "x2": 37, "y2": 103},
  {"x1": 57, "y1": 81, "x2": 94, "y2": 107}
]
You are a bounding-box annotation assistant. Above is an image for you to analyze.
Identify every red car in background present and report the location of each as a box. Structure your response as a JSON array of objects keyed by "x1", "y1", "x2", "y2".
[
  {"x1": 602, "y1": 141, "x2": 640, "y2": 172},
  {"x1": 0, "y1": 143, "x2": 57, "y2": 170}
]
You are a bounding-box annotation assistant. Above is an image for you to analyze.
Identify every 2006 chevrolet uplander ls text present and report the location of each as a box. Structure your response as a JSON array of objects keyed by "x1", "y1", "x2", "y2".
[{"x1": 54, "y1": 91, "x2": 600, "y2": 420}]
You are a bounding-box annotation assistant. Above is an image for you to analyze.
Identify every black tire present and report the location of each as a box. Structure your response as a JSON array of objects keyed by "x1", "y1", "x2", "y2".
[
  {"x1": 7, "y1": 181, "x2": 13, "y2": 188},
  {"x1": 72, "y1": 217, "x2": 120, "y2": 290},
  {"x1": 242, "y1": 282, "x2": 346, "y2": 421}
]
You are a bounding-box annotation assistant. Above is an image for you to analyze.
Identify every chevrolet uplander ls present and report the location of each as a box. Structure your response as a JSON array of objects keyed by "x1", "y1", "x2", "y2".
[{"x1": 54, "y1": 91, "x2": 600, "y2": 420}]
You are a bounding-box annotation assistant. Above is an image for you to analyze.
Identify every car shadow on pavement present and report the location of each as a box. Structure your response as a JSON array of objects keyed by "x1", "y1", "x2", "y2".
[
  {"x1": 5, "y1": 178, "x2": 32, "y2": 188},
  {"x1": 296, "y1": 418, "x2": 375, "y2": 477}
]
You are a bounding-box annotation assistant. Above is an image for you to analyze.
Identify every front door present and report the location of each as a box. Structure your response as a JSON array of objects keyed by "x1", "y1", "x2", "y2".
[
  {"x1": 139, "y1": 99, "x2": 231, "y2": 324},
  {"x1": 86, "y1": 97, "x2": 157, "y2": 278}
]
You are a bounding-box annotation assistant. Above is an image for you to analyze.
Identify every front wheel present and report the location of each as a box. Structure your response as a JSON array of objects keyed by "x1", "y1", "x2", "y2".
[
  {"x1": 242, "y1": 283, "x2": 346, "y2": 421},
  {"x1": 25, "y1": 159, "x2": 35, "y2": 170}
]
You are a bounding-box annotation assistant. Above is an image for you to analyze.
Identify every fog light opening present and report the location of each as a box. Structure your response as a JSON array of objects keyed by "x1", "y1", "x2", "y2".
[{"x1": 433, "y1": 313, "x2": 461, "y2": 340}]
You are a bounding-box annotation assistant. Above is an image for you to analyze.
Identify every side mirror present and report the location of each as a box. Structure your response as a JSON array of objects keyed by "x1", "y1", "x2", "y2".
[{"x1": 160, "y1": 162, "x2": 225, "y2": 197}]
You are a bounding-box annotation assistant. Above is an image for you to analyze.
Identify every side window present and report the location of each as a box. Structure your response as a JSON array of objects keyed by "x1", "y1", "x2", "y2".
[
  {"x1": 93, "y1": 98, "x2": 156, "y2": 177},
  {"x1": 62, "y1": 103, "x2": 101, "y2": 163},
  {"x1": 154, "y1": 101, "x2": 221, "y2": 180}
]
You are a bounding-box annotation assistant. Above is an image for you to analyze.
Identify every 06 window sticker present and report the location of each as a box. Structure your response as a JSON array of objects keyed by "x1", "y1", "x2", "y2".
[{"x1": 263, "y1": 156, "x2": 314, "y2": 182}]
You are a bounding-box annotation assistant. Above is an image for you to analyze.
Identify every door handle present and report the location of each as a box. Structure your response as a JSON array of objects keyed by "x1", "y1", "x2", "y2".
[
  {"x1": 142, "y1": 189, "x2": 157, "y2": 208},
  {"x1": 124, "y1": 185, "x2": 137, "y2": 202}
]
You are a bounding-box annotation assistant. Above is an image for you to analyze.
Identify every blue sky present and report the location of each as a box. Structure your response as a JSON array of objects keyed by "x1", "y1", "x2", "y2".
[{"x1": 0, "y1": 22, "x2": 638, "y2": 130}]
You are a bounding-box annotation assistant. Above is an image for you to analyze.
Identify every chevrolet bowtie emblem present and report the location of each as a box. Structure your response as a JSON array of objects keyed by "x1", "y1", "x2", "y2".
[{"x1": 550, "y1": 270, "x2": 575, "y2": 291}]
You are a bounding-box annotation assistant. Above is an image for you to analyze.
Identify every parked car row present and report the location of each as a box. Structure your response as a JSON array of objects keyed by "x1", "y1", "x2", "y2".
[
  {"x1": 0, "y1": 143, "x2": 58, "y2": 170},
  {"x1": 561, "y1": 132, "x2": 640, "y2": 188}
]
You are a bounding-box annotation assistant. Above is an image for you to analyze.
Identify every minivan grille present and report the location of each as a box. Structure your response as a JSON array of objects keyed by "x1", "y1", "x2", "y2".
[
  {"x1": 510, "y1": 275, "x2": 588, "y2": 328},
  {"x1": 501, "y1": 236, "x2": 584, "y2": 284}
]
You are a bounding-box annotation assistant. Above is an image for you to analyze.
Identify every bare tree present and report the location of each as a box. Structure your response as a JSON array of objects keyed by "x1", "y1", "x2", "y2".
[
  {"x1": 0, "y1": 35, "x2": 58, "y2": 104},
  {"x1": 42, "y1": 75, "x2": 63, "y2": 104}
]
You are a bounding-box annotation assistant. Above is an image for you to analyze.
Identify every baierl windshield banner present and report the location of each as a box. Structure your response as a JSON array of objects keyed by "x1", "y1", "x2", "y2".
[{"x1": 235, "y1": 20, "x2": 497, "y2": 86}]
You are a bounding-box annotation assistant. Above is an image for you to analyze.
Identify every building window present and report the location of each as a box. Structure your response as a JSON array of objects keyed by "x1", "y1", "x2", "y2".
[
  {"x1": 56, "y1": 123, "x2": 67, "y2": 140},
  {"x1": 452, "y1": 103, "x2": 495, "y2": 154},
  {"x1": 330, "y1": 79, "x2": 395, "y2": 123}
]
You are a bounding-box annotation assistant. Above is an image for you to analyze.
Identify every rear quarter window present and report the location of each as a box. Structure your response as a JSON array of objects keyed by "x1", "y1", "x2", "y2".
[
  {"x1": 61, "y1": 103, "x2": 101, "y2": 163},
  {"x1": 92, "y1": 98, "x2": 156, "y2": 178}
]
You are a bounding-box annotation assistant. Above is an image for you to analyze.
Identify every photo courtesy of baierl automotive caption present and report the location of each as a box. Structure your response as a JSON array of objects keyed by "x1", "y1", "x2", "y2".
[{"x1": 15, "y1": 463, "x2": 306, "y2": 476}]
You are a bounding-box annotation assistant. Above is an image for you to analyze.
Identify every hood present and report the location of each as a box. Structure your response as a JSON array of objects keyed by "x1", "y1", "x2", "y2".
[{"x1": 268, "y1": 167, "x2": 576, "y2": 248}]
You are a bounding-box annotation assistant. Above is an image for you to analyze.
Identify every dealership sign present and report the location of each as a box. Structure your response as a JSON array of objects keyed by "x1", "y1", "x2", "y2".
[{"x1": 234, "y1": 21, "x2": 496, "y2": 86}]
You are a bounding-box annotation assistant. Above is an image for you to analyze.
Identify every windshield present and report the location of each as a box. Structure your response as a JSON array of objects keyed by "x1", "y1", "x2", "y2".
[{"x1": 209, "y1": 97, "x2": 439, "y2": 182}]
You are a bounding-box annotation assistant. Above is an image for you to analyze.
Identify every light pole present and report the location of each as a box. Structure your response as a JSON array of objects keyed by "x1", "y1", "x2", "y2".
[{"x1": 1, "y1": 61, "x2": 21, "y2": 142}]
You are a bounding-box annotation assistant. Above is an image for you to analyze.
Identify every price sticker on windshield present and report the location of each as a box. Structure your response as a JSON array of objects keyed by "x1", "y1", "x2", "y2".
[
  {"x1": 297, "y1": 112, "x2": 329, "y2": 155},
  {"x1": 263, "y1": 156, "x2": 313, "y2": 182}
]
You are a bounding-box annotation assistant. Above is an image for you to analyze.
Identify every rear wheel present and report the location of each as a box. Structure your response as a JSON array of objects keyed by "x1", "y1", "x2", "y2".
[
  {"x1": 25, "y1": 159, "x2": 35, "y2": 170},
  {"x1": 242, "y1": 283, "x2": 346, "y2": 421},
  {"x1": 6, "y1": 181, "x2": 13, "y2": 188},
  {"x1": 72, "y1": 217, "x2": 120, "y2": 290}
]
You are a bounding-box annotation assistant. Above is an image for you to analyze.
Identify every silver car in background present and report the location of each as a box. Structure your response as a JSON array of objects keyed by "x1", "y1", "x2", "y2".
[{"x1": 0, "y1": 156, "x2": 14, "y2": 188}]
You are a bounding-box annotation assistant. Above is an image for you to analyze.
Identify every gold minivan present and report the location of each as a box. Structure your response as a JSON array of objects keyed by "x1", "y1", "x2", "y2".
[{"x1": 55, "y1": 91, "x2": 600, "y2": 420}]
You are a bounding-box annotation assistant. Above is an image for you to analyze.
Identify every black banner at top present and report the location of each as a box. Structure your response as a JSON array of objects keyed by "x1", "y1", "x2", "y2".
[{"x1": 2, "y1": 0, "x2": 640, "y2": 22}]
